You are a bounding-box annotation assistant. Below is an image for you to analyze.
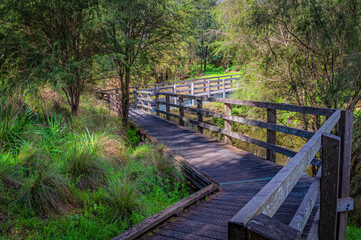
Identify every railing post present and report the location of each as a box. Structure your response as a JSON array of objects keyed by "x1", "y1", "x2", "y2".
[
  {"x1": 134, "y1": 90, "x2": 138, "y2": 109},
  {"x1": 208, "y1": 80, "x2": 211, "y2": 97},
  {"x1": 223, "y1": 79, "x2": 226, "y2": 98},
  {"x1": 191, "y1": 82, "x2": 195, "y2": 105},
  {"x1": 174, "y1": 85, "x2": 177, "y2": 105},
  {"x1": 267, "y1": 108, "x2": 277, "y2": 162},
  {"x1": 166, "y1": 95, "x2": 170, "y2": 121},
  {"x1": 147, "y1": 93, "x2": 152, "y2": 113},
  {"x1": 224, "y1": 103, "x2": 232, "y2": 144},
  {"x1": 141, "y1": 93, "x2": 145, "y2": 111},
  {"x1": 106, "y1": 93, "x2": 110, "y2": 109},
  {"x1": 217, "y1": 77, "x2": 220, "y2": 90},
  {"x1": 197, "y1": 99, "x2": 203, "y2": 134},
  {"x1": 179, "y1": 95, "x2": 184, "y2": 126},
  {"x1": 155, "y1": 88, "x2": 159, "y2": 116},
  {"x1": 320, "y1": 133, "x2": 341, "y2": 240},
  {"x1": 337, "y1": 111, "x2": 353, "y2": 239},
  {"x1": 203, "y1": 79, "x2": 206, "y2": 94}
]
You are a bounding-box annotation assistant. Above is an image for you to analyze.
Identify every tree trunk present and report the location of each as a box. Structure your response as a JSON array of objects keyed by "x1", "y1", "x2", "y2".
[
  {"x1": 117, "y1": 65, "x2": 130, "y2": 125},
  {"x1": 204, "y1": 45, "x2": 208, "y2": 72}
]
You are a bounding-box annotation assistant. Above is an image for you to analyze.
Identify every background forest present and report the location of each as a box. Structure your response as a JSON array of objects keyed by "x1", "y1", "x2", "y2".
[{"x1": 1, "y1": 0, "x2": 361, "y2": 239}]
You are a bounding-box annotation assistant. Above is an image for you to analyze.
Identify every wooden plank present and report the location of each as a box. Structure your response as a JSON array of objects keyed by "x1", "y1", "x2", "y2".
[
  {"x1": 155, "y1": 90, "x2": 159, "y2": 116},
  {"x1": 166, "y1": 95, "x2": 170, "y2": 121},
  {"x1": 179, "y1": 95, "x2": 184, "y2": 126},
  {"x1": 228, "y1": 110, "x2": 341, "y2": 239},
  {"x1": 337, "y1": 110, "x2": 353, "y2": 240},
  {"x1": 207, "y1": 81, "x2": 211, "y2": 97},
  {"x1": 156, "y1": 92, "x2": 336, "y2": 116},
  {"x1": 306, "y1": 209, "x2": 320, "y2": 240},
  {"x1": 224, "y1": 103, "x2": 232, "y2": 144},
  {"x1": 337, "y1": 197, "x2": 354, "y2": 212},
  {"x1": 197, "y1": 100, "x2": 203, "y2": 134},
  {"x1": 222, "y1": 79, "x2": 226, "y2": 98},
  {"x1": 191, "y1": 82, "x2": 195, "y2": 105},
  {"x1": 267, "y1": 108, "x2": 277, "y2": 162},
  {"x1": 319, "y1": 133, "x2": 340, "y2": 240},
  {"x1": 147, "y1": 94, "x2": 152, "y2": 113},
  {"x1": 289, "y1": 168, "x2": 321, "y2": 233},
  {"x1": 242, "y1": 214, "x2": 300, "y2": 240},
  {"x1": 111, "y1": 184, "x2": 218, "y2": 240}
]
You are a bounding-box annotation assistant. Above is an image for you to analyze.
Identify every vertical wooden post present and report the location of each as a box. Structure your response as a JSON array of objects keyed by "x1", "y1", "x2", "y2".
[
  {"x1": 320, "y1": 133, "x2": 341, "y2": 240},
  {"x1": 134, "y1": 90, "x2": 138, "y2": 109},
  {"x1": 166, "y1": 95, "x2": 170, "y2": 120},
  {"x1": 174, "y1": 85, "x2": 177, "y2": 105},
  {"x1": 115, "y1": 90, "x2": 119, "y2": 112},
  {"x1": 267, "y1": 108, "x2": 277, "y2": 162},
  {"x1": 207, "y1": 80, "x2": 211, "y2": 97},
  {"x1": 141, "y1": 93, "x2": 145, "y2": 111},
  {"x1": 222, "y1": 79, "x2": 226, "y2": 98},
  {"x1": 224, "y1": 103, "x2": 232, "y2": 144},
  {"x1": 147, "y1": 93, "x2": 152, "y2": 113},
  {"x1": 197, "y1": 100, "x2": 203, "y2": 134},
  {"x1": 179, "y1": 95, "x2": 184, "y2": 126},
  {"x1": 155, "y1": 90, "x2": 159, "y2": 117},
  {"x1": 217, "y1": 77, "x2": 220, "y2": 90},
  {"x1": 191, "y1": 82, "x2": 195, "y2": 105},
  {"x1": 337, "y1": 111, "x2": 353, "y2": 239},
  {"x1": 203, "y1": 79, "x2": 206, "y2": 94}
]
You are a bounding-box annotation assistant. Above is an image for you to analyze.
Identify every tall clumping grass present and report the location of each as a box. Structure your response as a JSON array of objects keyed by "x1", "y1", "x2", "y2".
[{"x1": 0, "y1": 93, "x2": 192, "y2": 239}]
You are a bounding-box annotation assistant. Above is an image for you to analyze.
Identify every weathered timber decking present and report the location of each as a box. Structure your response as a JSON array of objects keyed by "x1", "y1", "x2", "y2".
[{"x1": 129, "y1": 109, "x2": 315, "y2": 240}]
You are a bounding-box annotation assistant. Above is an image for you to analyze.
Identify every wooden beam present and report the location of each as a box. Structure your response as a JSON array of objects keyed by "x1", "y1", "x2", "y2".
[
  {"x1": 289, "y1": 167, "x2": 321, "y2": 233},
  {"x1": 179, "y1": 95, "x2": 184, "y2": 126},
  {"x1": 319, "y1": 133, "x2": 340, "y2": 240},
  {"x1": 197, "y1": 100, "x2": 203, "y2": 134},
  {"x1": 337, "y1": 110, "x2": 353, "y2": 240},
  {"x1": 242, "y1": 214, "x2": 300, "y2": 240},
  {"x1": 166, "y1": 95, "x2": 170, "y2": 121},
  {"x1": 224, "y1": 103, "x2": 232, "y2": 144},
  {"x1": 267, "y1": 108, "x2": 277, "y2": 162},
  {"x1": 306, "y1": 209, "x2": 320, "y2": 240},
  {"x1": 156, "y1": 92, "x2": 336, "y2": 116}
]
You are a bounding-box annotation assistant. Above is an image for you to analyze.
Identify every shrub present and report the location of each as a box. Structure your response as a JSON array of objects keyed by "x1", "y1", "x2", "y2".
[
  {"x1": 65, "y1": 130, "x2": 107, "y2": 190},
  {"x1": 105, "y1": 171, "x2": 140, "y2": 217},
  {"x1": 19, "y1": 167, "x2": 73, "y2": 215}
]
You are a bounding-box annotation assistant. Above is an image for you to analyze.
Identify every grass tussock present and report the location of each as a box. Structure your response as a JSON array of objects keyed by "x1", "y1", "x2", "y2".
[{"x1": 0, "y1": 93, "x2": 191, "y2": 239}]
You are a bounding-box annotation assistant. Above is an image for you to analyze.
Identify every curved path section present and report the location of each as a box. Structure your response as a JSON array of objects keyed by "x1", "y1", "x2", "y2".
[{"x1": 129, "y1": 109, "x2": 314, "y2": 240}]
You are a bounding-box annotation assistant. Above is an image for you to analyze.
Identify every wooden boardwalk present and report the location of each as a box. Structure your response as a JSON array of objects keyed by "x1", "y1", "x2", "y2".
[
  {"x1": 102, "y1": 75, "x2": 353, "y2": 240},
  {"x1": 129, "y1": 109, "x2": 314, "y2": 239}
]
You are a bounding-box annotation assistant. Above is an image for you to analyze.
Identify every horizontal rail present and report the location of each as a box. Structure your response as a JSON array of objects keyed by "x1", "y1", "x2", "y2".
[
  {"x1": 156, "y1": 92, "x2": 336, "y2": 116},
  {"x1": 98, "y1": 74, "x2": 240, "y2": 93}
]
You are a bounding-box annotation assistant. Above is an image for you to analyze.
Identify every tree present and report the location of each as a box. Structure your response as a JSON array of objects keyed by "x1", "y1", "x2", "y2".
[
  {"x1": 191, "y1": 0, "x2": 218, "y2": 72},
  {"x1": 0, "y1": 0, "x2": 99, "y2": 115},
  {"x1": 99, "y1": 0, "x2": 188, "y2": 124}
]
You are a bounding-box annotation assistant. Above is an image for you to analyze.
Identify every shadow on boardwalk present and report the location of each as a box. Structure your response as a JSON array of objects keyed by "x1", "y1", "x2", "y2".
[{"x1": 128, "y1": 109, "x2": 314, "y2": 240}]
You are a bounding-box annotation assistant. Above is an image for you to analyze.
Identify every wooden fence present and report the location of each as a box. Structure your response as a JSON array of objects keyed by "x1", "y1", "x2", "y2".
[
  {"x1": 97, "y1": 74, "x2": 239, "y2": 111},
  {"x1": 133, "y1": 90, "x2": 353, "y2": 240}
]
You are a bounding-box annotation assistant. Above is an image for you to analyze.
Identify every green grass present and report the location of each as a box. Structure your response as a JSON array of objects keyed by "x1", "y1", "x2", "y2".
[
  {"x1": 347, "y1": 224, "x2": 361, "y2": 239},
  {"x1": 185, "y1": 65, "x2": 242, "y2": 80},
  {"x1": 0, "y1": 94, "x2": 192, "y2": 239}
]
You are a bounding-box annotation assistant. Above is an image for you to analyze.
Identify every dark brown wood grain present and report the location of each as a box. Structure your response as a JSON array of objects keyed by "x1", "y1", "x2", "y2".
[{"x1": 267, "y1": 108, "x2": 277, "y2": 162}]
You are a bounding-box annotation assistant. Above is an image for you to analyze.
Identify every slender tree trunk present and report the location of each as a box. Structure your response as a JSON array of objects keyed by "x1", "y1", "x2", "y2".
[{"x1": 204, "y1": 45, "x2": 207, "y2": 72}]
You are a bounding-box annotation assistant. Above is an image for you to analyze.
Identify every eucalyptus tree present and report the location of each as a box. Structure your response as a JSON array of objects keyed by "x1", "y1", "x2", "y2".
[
  {"x1": 99, "y1": 0, "x2": 189, "y2": 124},
  {"x1": 0, "y1": 0, "x2": 100, "y2": 114}
]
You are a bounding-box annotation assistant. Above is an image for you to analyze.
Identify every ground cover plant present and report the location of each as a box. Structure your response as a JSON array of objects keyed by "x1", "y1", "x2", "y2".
[{"x1": 0, "y1": 94, "x2": 191, "y2": 239}]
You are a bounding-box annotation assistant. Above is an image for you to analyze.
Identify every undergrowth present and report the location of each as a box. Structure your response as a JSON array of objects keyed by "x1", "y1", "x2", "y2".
[{"x1": 0, "y1": 94, "x2": 191, "y2": 239}]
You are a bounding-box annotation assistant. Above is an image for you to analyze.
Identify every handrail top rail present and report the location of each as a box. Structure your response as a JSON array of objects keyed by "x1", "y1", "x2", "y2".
[
  {"x1": 97, "y1": 74, "x2": 240, "y2": 93},
  {"x1": 152, "y1": 92, "x2": 336, "y2": 116}
]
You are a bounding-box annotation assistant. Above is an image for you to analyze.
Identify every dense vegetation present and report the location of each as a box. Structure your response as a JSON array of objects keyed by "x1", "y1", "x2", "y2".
[
  {"x1": 0, "y1": 94, "x2": 189, "y2": 239},
  {"x1": 1, "y1": 0, "x2": 361, "y2": 238}
]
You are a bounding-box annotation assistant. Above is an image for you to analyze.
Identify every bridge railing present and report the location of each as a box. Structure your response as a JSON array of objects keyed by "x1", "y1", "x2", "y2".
[
  {"x1": 97, "y1": 74, "x2": 239, "y2": 109},
  {"x1": 133, "y1": 90, "x2": 353, "y2": 240}
]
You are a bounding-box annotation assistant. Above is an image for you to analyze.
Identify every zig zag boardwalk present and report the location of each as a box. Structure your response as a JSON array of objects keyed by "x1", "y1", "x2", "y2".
[
  {"x1": 129, "y1": 109, "x2": 313, "y2": 240},
  {"x1": 101, "y1": 77, "x2": 353, "y2": 240}
]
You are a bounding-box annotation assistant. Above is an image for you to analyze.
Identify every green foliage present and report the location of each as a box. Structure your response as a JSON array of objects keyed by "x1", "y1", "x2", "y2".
[
  {"x1": 19, "y1": 166, "x2": 73, "y2": 216},
  {"x1": 0, "y1": 95, "x2": 191, "y2": 239},
  {"x1": 126, "y1": 128, "x2": 140, "y2": 147}
]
